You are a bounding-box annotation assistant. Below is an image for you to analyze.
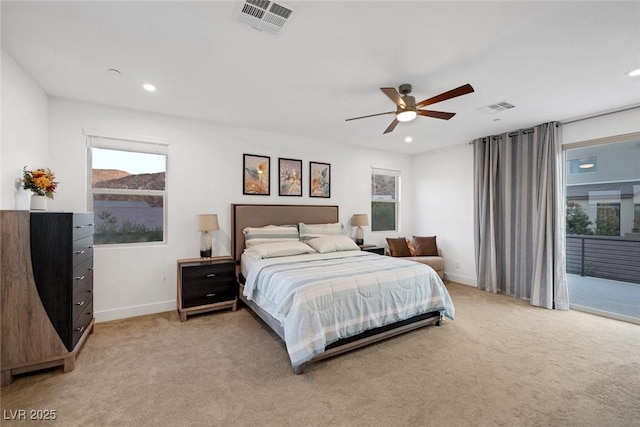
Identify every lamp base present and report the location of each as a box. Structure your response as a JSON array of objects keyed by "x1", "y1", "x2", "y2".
[
  {"x1": 355, "y1": 226, "x2": 364, "y2": 247},
  {"x1": 200, "y1": 231, "x2": 213, "y2": 258}
]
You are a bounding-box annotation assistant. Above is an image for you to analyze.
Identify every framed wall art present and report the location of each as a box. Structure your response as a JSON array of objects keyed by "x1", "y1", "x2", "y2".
[
  {"x1": 309, "y1": 161, "x2": 331, "y2": 198},
  {"x1": 243, "y1": 154, "x2": 270, "y2": 195},
  {"x1": 278, "y1": 158, "x2": 302, "y2": 197}
]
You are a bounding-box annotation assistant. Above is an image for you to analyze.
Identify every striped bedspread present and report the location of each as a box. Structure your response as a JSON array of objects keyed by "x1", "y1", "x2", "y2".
[{"x1": 243, "y1": 251, "x2": 455, "y2": 368}]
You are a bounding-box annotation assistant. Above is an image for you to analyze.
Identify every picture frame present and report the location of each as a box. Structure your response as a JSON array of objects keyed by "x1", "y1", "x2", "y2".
[
  {"x1": 278, "y1": 158, "x2": 303, "y2": 197},
  {"x1": 309, "y1": 161, "x2": 331, "y2": 198},
  {"x1": 243, "y1": 154, "x2": 270, "y2": 195}
]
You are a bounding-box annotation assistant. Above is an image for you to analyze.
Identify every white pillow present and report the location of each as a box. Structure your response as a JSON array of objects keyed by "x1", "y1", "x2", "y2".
[
  {"x1": 305, "y1": 235, "x2": 360, "y2": 253},
  {"x1": 243, "y1": 225, "x2": 299, "y2": 248},
  {"x1": 299, "y1": 222, "x2": 343, "y2": 242},
  {"x1": 243, "y1": 240, "x2": 317, "y2": 259}
]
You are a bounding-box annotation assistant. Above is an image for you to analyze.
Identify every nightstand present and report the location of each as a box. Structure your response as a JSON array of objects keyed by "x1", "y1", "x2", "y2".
[
  {"x1": 360, "y1": 245, "x2": 385, "y2": 255},
  {"x1": 177, "y1": 256, "x2": 237, "y2": 322}
]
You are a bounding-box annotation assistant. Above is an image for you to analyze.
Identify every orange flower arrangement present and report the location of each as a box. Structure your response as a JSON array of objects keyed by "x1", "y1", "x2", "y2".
[{"x1": 22, "y1": 166, "x2": 58, "y2": 198}]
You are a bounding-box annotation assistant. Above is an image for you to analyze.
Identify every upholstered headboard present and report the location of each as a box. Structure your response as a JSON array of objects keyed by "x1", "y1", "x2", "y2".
[{"x1": 231, "y1": 204, "x2": 339, "y2": 261}]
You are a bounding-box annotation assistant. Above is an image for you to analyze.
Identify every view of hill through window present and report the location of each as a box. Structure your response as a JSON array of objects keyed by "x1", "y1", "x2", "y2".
[{"x1": 91, "y1": 148, "x2": 166, "y2": 244}]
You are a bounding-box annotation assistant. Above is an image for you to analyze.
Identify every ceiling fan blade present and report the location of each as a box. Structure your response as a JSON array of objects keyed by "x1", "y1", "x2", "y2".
[
  {"x1": 383, "y1": 118, "x2": 399, "y2": 134},
  {"x1": 416, "y1": 84, "x2": 475, "y2": 108},
  {"x1": 345, "y1": 111, "x2": 395, "y2": 121},
  {"x1": 380, "y1": 88, "x2": 406, "y2": 107},
  {"x1": 417, "y1": 110, "x2": 456, "y2": 120}
]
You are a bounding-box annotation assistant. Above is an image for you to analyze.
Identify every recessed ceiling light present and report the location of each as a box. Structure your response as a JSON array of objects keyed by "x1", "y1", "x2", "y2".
[
  {"x1": 142, "y1": 83, "x2": 157, "y2": 92},
  {"x1": 627, "y1": 68, "x2": 640, "y2": 77},
  {"x1": 404, "y1": 136, "x2": 413, "y2": 143}
]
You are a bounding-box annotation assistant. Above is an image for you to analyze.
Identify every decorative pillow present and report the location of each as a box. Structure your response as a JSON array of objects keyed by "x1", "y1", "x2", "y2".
[
  {"x1": 386, "y1": 237, "x2": 412, "y2": 257},
  {"x1": 305, "y1": 235, "x2": 360, "y2": 253},
  {"x1": 243, "y1": 240, "x2": 316, "y2": 259},
  {"x1": 413, "y1": 236, "x2": 439, "y2": 256},
  {"x1": 407, "y1": 239, "x2": 416, "y2": 256},
  {"x1": 243, "y1": 225, "x2": 299, "y2": 248},
  {"x1": 299, "y1": 222, "x2": 343, "y2": 242}
]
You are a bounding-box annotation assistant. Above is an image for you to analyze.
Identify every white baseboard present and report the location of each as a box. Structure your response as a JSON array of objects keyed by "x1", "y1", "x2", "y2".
[
  {"x1": 94, "y1": 300, "x2": 175, "y2": 323},
  {"x1": 444, "y1": 272, "x2": 477, "y2": 287}
]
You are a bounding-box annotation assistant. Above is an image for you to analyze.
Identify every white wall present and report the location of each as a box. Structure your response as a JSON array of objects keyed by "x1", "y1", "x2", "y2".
[
  {"x1": 1, "y1": 48, "x2": 49, "y2": 210},
  {"x1": 47, "y1": 98, "x2": 414, "y2": 321},
  {"x1": 561, "y1": 107, "x2": 640, "y2": 145},
  {"x1": 412, "y1": 143, "x2": 476, "y2": 286}
]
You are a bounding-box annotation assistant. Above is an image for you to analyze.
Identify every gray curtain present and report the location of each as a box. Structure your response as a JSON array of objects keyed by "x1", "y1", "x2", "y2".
[{"x1": 473, "y1": 122, "x2": 568, "y2": 310}]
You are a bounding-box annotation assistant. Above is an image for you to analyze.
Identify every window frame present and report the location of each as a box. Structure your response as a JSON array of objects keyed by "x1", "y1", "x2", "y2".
[
  {"x1": 85, "y1": 130, "x2": 169, "y2": 247},
  {"x1": 370, "y1": 168, "x2": 401, "y2": 232}
]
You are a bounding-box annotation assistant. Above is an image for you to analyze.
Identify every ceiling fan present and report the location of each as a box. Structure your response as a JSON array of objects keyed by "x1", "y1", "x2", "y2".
[{"x1": 345, "y1": 83, "x2": 475, "y2": 134}]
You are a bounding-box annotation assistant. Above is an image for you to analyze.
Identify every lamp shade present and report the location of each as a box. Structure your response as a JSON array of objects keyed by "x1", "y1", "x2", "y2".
[
  {"x1": 352, "y1": 214, "x2": 369, "y2": 227},
  {"x1": 198, "y1": 214, "x2": 219, "y2": 232}
]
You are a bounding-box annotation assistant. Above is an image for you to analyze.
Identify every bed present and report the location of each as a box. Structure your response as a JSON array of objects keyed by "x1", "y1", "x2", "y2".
[{"x1": 231, "y1": 204, "x2": 455, "y2": 374}]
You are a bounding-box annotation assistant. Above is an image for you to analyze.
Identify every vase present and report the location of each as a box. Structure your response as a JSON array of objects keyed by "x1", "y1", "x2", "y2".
[{"x1": 30, "y1": 195, "x2": 47, "y2": 211}]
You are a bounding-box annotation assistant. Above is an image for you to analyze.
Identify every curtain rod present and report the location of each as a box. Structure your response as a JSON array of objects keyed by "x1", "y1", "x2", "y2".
[{"x1": 559, "y1": 104, "x2": 640, "y2": 126}]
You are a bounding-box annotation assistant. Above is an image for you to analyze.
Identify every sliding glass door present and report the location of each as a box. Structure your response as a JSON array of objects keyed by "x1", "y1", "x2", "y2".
[{"x1": 565, "y1": 136, "x2": 640, "y2": 323}]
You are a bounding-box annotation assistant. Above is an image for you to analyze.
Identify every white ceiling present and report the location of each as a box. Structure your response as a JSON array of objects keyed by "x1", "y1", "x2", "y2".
[{"x1": 2, "y1": 1, "x2": 639, "y2": 154}]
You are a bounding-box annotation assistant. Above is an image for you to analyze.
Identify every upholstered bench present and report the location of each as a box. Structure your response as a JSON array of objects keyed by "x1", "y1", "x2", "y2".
[{"x1": 386, "y1": 236, "x2": 445, "y2": 280}]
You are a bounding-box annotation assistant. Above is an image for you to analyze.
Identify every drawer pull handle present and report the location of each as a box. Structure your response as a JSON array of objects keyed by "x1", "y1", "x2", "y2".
[
  {"x1": 75, "y1": 225, "x2": 85, "y2": 229},
  {"x1": 88, "y1": 245, "x2": 94, "y2": 249},
  {"x1": 75, "y1": 250, "x2": 85, "y2": 255},
  {"x1": 76, "y1": 300, "x2": 85, "y2": 306},
  {"x1": 206, "y1": 273, "x2": 216, "y2": 278},
  {"x1": 76, "y1": 326, "x2": 85, "y2": 333},
  {"x1": 206, "y1": 293, "x2": 216, "y2": 297},
  {"x1": 89, "y1": 267, "x2": 94, "y2": 271},
  {"x1": 87, "y1": 289, "x2": 93, "y2": 293},
  {"x1": 87, "y1": 223, "x2": 95, "y2": 226},
  {"x1": 75, "y1": 275, "x2": 85, "y2": 281}
]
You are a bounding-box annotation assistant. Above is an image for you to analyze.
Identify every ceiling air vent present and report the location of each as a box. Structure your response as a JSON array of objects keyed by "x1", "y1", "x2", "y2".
[
  {"x1": 237, "y1": 0, "x2": 296, "y2": 35},
  {"x1": 477, "y1": 101, "x2": 516, "y2": 115}
]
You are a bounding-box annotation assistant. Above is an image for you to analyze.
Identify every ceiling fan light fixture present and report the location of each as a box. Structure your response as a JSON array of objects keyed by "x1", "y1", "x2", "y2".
[{"x1": 397, "y1": 110, "x2": 417, "y2": 122}]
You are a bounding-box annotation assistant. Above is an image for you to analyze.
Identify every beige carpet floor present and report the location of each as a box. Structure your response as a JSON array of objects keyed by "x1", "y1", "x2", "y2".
[{"x1": 1, "y1": 282, "x2": 639, "y2": 427}]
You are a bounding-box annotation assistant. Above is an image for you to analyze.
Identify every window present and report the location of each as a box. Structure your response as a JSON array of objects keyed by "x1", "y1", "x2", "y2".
[
  {"x1": 86, "y1": 132, "x2": 168, "y2": 245},
  {"x1": 371, "y1": 168, "x2": 400, "y2": 231},
  {"x1": 568, "y1": 156, "x2": 598, "y2": 174},
  {"x1": 595, "y1": 202, "x2": 620, "y2": 236}
]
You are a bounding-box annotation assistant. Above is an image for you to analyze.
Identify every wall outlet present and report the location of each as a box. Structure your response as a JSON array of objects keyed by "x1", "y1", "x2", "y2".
[{"x1": 455, "y1": 262, "x2": 461, "y2": 269}]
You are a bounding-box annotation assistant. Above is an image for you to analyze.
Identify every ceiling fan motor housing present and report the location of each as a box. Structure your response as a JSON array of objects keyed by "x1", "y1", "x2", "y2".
[{"x1": 399, "y1": 83, "x2": 412, "y2": 95}]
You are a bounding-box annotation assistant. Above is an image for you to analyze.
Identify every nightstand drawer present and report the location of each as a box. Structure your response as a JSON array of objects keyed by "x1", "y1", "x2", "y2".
[
  {"x1": 182, "y1": 280, "x2": 235, "y2": 308},
  {"x1": 181, "y1": 263, "x2": 235, "y2": 284}
]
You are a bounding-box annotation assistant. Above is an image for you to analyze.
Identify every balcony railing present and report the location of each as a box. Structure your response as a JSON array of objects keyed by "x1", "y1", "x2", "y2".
[{"x1": 566, "y1": 235, "x2": 640, "y2": 284}]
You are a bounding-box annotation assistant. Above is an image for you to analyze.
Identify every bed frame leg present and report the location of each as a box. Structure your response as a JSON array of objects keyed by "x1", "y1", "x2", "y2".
[
  {"x1": 293, "y1": 364, "x2": 304, "y2": 375},
  {"x1": 436, "y1": 313, "x2": 443, "y2": 326}
]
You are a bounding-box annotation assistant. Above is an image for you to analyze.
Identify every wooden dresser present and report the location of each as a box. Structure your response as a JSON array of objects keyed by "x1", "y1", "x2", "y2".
[{"x1": 1, "y1": 211, "x2": 95, "y2": 386}]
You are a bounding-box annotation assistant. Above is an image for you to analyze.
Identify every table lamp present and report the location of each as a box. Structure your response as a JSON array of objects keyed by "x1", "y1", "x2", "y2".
[
  {"x1": 198, "y1": 214, "x2": 219, "y2": 258},
  {"x1": 352, "y1": 214, "x2": 369, "y2": 246}
]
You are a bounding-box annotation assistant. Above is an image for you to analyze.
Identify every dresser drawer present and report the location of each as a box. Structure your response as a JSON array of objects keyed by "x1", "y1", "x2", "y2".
[
  {"x1": 72, "y1": 301, "x2": 93, "y2": 348},
  {"x1": 72, "y1": 235, "x2": 94, "y2": 266},
  {"x1": 72, "y1": 279, "x2": 93, "y2": 321},
  {"x1": 72, "y1": 257, "x2": 94, "y2": 290},
  {"x1": 73, "y1": 214, "x2": 95, "y2": 241}
]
